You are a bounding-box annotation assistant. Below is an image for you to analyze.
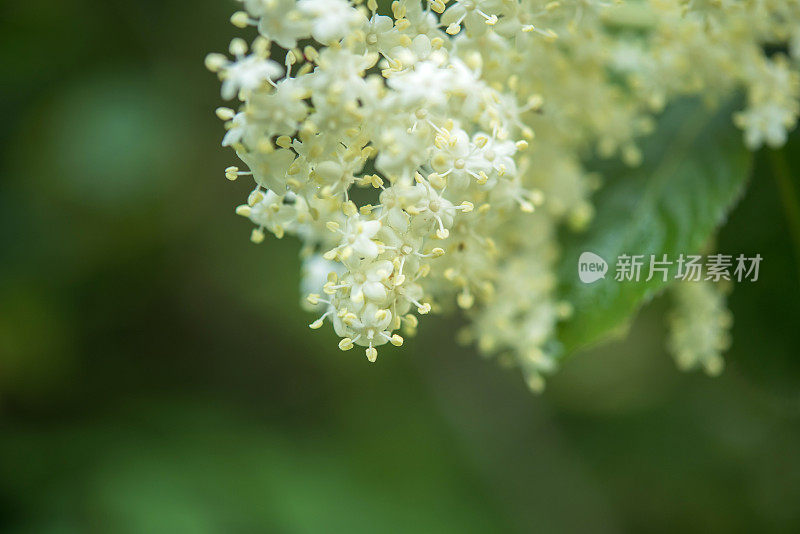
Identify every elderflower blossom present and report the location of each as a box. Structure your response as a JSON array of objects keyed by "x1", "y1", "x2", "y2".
[
  {"x1": 208, "y1": 0, "x2": 800, "y2": 391},
  {"x1": 667, "y1": 281, "x2": 732, "y2": 376}
]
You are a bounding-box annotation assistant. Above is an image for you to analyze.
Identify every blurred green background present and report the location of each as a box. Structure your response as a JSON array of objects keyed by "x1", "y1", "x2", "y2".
[{"x1": 2, "y1": 1, "x2": 800, "y2": 532}]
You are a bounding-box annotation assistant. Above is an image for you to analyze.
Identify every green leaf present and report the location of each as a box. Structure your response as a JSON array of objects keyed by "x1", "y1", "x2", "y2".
[{"x1": 556, "y1": 98, "x2": 753, "y2": 354}]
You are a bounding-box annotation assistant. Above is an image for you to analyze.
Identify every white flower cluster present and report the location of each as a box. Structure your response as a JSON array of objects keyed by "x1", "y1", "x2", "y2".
[
  {"x1": 208, "y1": 0, "x2": 800, "y2": 390},
  {"x1": 667, "y1": 281, "x2": 732, "y2": 376},
  {"x1": 208, "y1": 0, "x2": 543, "y2": 367}
]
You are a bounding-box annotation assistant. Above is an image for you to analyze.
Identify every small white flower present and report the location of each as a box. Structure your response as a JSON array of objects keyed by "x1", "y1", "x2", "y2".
[
  {"x1": 301, "y1": 254, "x2": 344, "y2": 304},
  {"x1": 237, "y1": 148, "x2": 295, "y2": 193},
  {"x1": 297, "y1": 0, "x2": 361, "y2": 44},
  {"x1": 735, "y1": 103, "x2": 795, "y2": 149},
  {"x1": 442, "y1": 0, "x2": 497, "y2": 37},
  {"x1": 329, "y1": 217, "x2": 382, "y2": 260},
  {"x1": 251, "y1": 0, "x2": 310, "y2": 49},
  {"x1": 222, "y1": 112, "x2": 248, "y2": 147},
  {"x1": 361, "y1": 14, "x2": 401, "y2": 53},
  {"x1": 221, "y1": 54, "x2": 283, "y2": 100},
  {"x1": 347, "y1": 259, "x2": 393, "y2": 304}
]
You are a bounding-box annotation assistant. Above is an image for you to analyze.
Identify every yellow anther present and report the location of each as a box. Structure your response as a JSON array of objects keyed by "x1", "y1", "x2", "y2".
[
  {"x1": 288, "y1": 162, "x2": 305, "y2": 176},
  {"x1": 256, "y1": 139, "x2": 274, "y2": 153},
  {"x1": 250, "y1": 228, "x2": 265, "y2": 243},
  {"x1": 403, "y1": 314, "x2": 418, "y2": 328},
  {"x1": 457, "y1": 291, "x2": 474, "y2": 309},
  {"x1": 303, "y1": 46, "x2": 319, "y2": 62},
  {"x1": 235, "y1": 205, "x2": 252, "y2": 217},
  {"x1": 229, "y1": 38, "x2": 248, "y2": 56},
  {"x1": 429, "y1": 172, "x2": 447, "y2": 189},
  {"x1": 339, "y1": 338, "x2": 354, "y2": 351},
  {"x1": 253, "y1": 37, "x2": 270, "y2": 57},
  {"x1": 528, "y1": 94, "x2": 544, "y2": 111},
  {"x1": 391, "y1": 1, "x2": 406, "y2": 19},
  {"x1": 390, "y1": 334, "x2": 404, "y2": 347},
  {"x1": 204, "y1": 53, "x2": 227, "y2": 72},
  {"x1": 216, "y1": 107, "x2": 235, "y2": 120},
  {"x1": 248, "y1": 190, "x2": 264, "y2": 205},
  {"x1": 366, "y1": 346, "x2": 378, "y2": 362},
  {"x1": 230, "y1": 11, "x2": 250, "y2": 28},
  {"x1": 342, "y1": 201, "x2": 358, "y2": 217}
]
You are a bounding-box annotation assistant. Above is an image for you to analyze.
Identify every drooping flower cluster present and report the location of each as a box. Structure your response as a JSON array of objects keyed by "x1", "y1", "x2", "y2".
[
  {"x1": 667, "y1": 280, "x2": 732, "y2": 376},
  {"x1": 208, "y1": 0, "x2": 800, "y2": 390}
]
